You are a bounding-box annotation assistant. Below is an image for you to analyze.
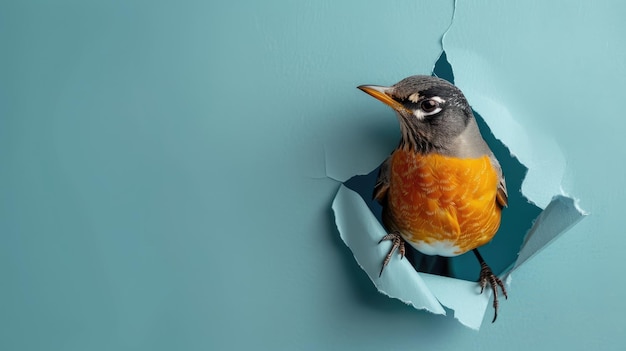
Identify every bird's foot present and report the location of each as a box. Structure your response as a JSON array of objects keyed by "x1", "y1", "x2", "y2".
[
  {"x1": 378, "y1": 232, "x2": 405, "y2": 277},
  {"x1": 478, "y1": 261, "x2": 508, "y2": 323}
]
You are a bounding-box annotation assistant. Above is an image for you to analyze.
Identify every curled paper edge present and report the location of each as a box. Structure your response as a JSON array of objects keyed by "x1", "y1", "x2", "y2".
[
  {"x1": 332, "y1": 0, "x2": 587, "y2": 330},
  {"x1": 333, "y1": 183, "x2": 586, "y2": 330},
  {"x1": 332, "y1": 185, "x2": 446, "y2": 316}
]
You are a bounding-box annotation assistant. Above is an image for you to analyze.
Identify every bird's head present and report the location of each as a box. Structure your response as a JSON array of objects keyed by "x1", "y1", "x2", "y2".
[{"x1": 358, "y1": 75, "x2": 474, "y2": 153}]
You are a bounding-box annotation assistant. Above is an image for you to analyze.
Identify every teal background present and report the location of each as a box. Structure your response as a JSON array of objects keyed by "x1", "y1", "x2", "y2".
[{"x1": 1, "y1": 1, "x2": 624, "y2": 350}]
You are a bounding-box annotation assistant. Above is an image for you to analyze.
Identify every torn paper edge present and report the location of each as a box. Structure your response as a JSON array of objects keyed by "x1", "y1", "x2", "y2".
[
  {"x1": 332, "y1": 0, "x2": 588, "y2": 330},
  {"x1": 333, "y1": 184, "x2": 517, "y2": 329},
  {"x1": 333, "y1": 182, "x2": 585, "y2": 330},
  {"x1": 332, "y1": 185, "x2": 446, "y2": 315},
  {"x1": 512, "y1": 195, "x2": 587, "y2": 271}
]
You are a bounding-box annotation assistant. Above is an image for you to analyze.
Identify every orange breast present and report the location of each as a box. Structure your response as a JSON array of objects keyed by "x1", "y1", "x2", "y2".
[{"x1": 388, "y1": 150, "x2": 502, "y2": 256}]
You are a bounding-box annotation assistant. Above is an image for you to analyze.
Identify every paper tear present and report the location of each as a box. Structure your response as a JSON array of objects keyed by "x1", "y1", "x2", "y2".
[
  {"x1": 512, "y1": 195, "x2": 586, "y2": 271},
  {"x1": 333, "y1": 172, "x2": 586, "y2": 330},
  {"x1": 331, "y1": 0, "x2": 587, "y2": 330},
  {"x1": 433, "y1": 0, "x2": 457, "y2": 75},
  {"x1": 332, "y1": 53, "x2": 587, "y2": 329},
  {"x1": 420, "y1": 273, "x2": 490, "y2": 329},
  {"x1": 332, "y1": 185, "x2": 445, "y2": 316}
]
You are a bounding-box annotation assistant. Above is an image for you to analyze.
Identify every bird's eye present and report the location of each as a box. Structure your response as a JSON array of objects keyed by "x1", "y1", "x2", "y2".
[{"x1": 420, "y1": 99, "x2": 439, "y2": 113}]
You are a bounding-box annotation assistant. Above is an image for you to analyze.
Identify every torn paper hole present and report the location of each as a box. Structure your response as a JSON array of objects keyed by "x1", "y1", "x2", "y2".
[{"x1": 331, "y1": 52, "x2": 586, "y2": 330}]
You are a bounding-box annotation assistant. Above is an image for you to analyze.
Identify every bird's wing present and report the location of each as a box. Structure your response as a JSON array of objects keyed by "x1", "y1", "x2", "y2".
[
  {"x1": 490, "y1": 154, "x2": 508, "y2": 208},
  {"x1": 373, "y1": 155, "x2": 392, "y2": 204},
  {"x1": 497, "y1": 177, "x2": 508, "y2": 208}
]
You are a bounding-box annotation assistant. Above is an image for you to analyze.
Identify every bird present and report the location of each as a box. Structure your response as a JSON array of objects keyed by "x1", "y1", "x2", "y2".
[{"x1": 358, "y1": 75, "x2": 508, "y2": 322}]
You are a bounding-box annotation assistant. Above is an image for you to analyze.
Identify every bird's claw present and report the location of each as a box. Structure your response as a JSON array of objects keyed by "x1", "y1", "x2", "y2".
[
  {"x1": 478, "y1": 262, "x2": 508, "y2": 323},
  {"x1": 378, "y1": 232, "x2": 405, "y2": 277}
]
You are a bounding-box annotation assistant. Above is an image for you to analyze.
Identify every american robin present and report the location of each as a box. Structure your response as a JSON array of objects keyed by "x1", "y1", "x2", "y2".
[{"x1": 358, "y1": 75, "x2": 508, "y2": 322}]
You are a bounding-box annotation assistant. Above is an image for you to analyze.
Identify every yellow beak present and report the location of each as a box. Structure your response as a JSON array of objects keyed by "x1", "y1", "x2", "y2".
[{"x1": 357, "y1": 85, "x2": 408, "y2": 113}]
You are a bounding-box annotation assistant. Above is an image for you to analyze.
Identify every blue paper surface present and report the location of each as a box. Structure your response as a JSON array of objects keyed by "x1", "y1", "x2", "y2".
[{"x1": 2, "y1": 0, "x2": 625, "y2": 350}]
